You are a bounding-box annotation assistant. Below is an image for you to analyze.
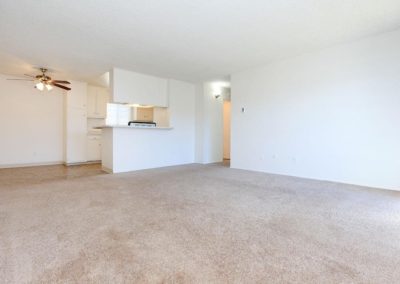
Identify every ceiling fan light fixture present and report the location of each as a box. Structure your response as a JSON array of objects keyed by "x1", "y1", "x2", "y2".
[
  {"x1": 9, "y1": 68, "x2": 71, "y2": 91},
  {"x1": 36, "y1": 82, "x2": 44, "y2": 91}
]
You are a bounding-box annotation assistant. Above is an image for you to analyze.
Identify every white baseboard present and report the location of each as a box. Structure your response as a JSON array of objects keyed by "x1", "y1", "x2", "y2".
[
  {"x1": 101, "y1": 166, "x2": 113, "y2": 173},
  {"x1": 0, "y1": 161, "x2": 64, "y2": 169},
  {"x1": 0, "y1": 160, "x2": 102, "y2": 169},
  {"x1": 63, "y1": 160, "x2": 101, "y2": 166}
]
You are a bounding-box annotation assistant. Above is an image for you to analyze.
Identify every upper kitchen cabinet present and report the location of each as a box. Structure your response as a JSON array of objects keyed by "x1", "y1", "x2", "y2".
[
  {"x1": 87, "y1": 85, "x2": 109, "y2": 118},
  {"x1": 111, "y1": 68, "x2": 168, "y2": 107}
]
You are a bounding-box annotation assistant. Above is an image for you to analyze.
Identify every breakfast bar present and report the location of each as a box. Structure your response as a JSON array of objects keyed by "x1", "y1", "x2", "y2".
[{"x1": 98, "y1": 125, "x2": 175, "y2": 173}]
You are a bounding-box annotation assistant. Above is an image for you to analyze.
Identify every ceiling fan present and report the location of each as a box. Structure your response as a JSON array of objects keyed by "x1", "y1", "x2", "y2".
[{"x1": 7, "y1": 68, "x2": 71, "y2": 91}]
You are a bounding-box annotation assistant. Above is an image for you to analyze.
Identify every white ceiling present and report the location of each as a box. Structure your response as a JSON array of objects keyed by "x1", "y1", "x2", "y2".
[{"x1": 1, "y1": 0, "x2": 400, "y2": 83}]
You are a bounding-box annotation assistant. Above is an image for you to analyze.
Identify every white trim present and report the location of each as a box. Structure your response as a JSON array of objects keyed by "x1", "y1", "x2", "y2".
[
  {"x1": 63, "y1": 161, "x2": 101, "y2": 166},
  {"x1": 101, "y1": 166, "x2": 113, "y2": 173},
  {"x1": 0, "y1": 161, "x2": 64, "y2": 169}
]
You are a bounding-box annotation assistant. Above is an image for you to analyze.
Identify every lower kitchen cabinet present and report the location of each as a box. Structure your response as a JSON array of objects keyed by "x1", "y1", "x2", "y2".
[{"x1": 87, "y1": 135, "x2": 101, "y2": 161}]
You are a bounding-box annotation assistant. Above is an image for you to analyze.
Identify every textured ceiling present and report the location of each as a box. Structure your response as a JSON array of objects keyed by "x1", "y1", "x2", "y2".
[{"x1": 1, "y1": 0, "x2": 400, "y2": 82}]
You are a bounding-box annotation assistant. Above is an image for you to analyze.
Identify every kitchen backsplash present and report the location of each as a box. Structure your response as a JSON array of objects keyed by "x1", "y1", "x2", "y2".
[{"x1": 106, "y1": 103, "x2": 169, "y2": 127}]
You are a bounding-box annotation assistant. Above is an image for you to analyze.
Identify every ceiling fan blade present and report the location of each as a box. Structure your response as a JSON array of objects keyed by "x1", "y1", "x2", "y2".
[
  {"x1": 7, "y1": 78, "x2": 34, "y2": 81},
  {"x1": 24, "y1": 74, "x2": 35, "y2": 78},
  {"x1": 51, "y1": 80, "x2": 71, "y2": 84},
  {"x1": 52, "y1": 83, "x2": 71, "y2": 91}
]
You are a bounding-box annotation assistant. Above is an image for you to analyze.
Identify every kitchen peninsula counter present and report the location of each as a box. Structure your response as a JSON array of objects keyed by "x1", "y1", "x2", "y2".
[
  {"x1": 97, "y1": 125, "x2": 184, "y2": 174},
  {"x1": 96, "y1": 125, "x2": 173, "y2": 130}
]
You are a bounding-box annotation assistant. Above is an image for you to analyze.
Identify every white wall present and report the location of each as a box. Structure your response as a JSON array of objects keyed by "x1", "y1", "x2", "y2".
[
  {"x1": 0, "y1": 74, "x2": 64, "y2": 167},
  {"x1": 196, "y1": 82, "x2": 224, "y2": 164},
  {"x1": 106, "y1": 79, "x2": 196, "y2": 173},
  {"x1": 168, "y1": 79, "x2": 196, "y2": 164},
  {"x1": 231, "y1": 30, "x2": 400, "y2": 191},
  {"x1": 194, "y1": 83, "x2": 204, "y2": 163}
]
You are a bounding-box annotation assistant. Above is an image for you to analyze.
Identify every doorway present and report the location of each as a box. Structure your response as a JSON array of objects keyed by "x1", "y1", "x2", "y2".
[{"x1": 223, "y1": 100, "x2": 231, "y2": 166}]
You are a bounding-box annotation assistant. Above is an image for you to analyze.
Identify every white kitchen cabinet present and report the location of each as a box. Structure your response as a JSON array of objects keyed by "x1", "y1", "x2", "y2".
[
  {"x1": 87, "y1": 85, "x2": 109, "y2": 118},
  {"x1": 97, "y1": 88, "x2": 109, "y2": 117},
  {"x1": 87, "y1": 87, "x2": 97, "y2": 117},
  {"x1": 87, "y1": 135, "x2": 101, "y2": 161},
  {"x1": 111, "y1": 68, "x2": 168, "y2": 107},
  {"x1": 65, "y1": 107, "x2": 87, "y2": 163},
  {"x1": 64, "y1": 81, "x2": 88, "y2": 164}
]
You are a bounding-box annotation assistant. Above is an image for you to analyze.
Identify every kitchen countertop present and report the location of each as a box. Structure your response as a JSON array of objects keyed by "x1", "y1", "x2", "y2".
[{"x1": 95, "y1": 125, "x2": 173, "y2": 130}]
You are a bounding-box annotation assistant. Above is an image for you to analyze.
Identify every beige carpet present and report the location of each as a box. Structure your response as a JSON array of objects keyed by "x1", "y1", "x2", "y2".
[{"x1": 0, "y1": 163, "x2": 399, "y2": 283}]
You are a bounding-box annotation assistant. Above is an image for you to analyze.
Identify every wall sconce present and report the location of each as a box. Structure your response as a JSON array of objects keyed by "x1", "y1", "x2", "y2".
[
  {"x1": 213, "y1": 87, "x2": 222, "y2": 99},
  {"x1": 211, "y1": 81, "x2": 230, "y2": 99}
]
